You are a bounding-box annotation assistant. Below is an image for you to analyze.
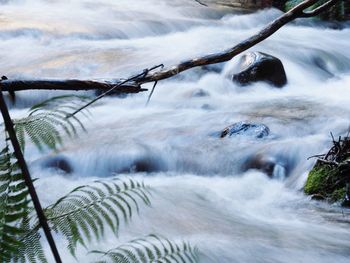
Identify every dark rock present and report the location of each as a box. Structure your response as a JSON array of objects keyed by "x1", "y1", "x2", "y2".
[
  {"x1": 311, "y1": 194, "x2": 326, "y2": 201},
  {"x1": 42, "y1": 156, "x2": 73, "y2": 174},
  {"x1": 272, "y1": 0, "x2": 287, "y2": 10},
  {"x1": 242, "y1": 154, "x2": 288, "y2": 179},
  {"x1": 118, "y1": 157, "x2": 166, "y2": 174},
  {"x1": 245, "y1": 155, "x2": 276, "y2": 177},
  {"x1": 232, "y1": 52, "x2": 287, "y2": 88},
  {"x1": 130, "y1": 159, "x2": 159, "y2": 173},
  {"x1": 341, "y1": 184, "x2": 350, "y2": 208},
  {"x1": 220, "y1": 121, "x2": 270, "y2": 139},
  {"x1": 341, "y1": 196, "x2": 350, "y2": 208}
]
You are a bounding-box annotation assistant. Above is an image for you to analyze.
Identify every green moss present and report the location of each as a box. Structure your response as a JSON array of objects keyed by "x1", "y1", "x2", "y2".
[
  {"x1": 331, "y1": 188, "x2": 346, "y2": 202},
  {"x1": 304, "y1": 164, "x2": 334, "y2": 195},
  {"x1": 304, "y1": 162, "x2": 347, "y2": 203}
]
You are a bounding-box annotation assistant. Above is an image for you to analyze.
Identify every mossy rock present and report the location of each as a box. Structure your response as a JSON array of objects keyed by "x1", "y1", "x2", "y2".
[
  {"x1": 304, "y1": 163, "x2": 335, "y2": 195},
  {"x1": 304, "y1": 161, "x2": 346, "y2": 202}
]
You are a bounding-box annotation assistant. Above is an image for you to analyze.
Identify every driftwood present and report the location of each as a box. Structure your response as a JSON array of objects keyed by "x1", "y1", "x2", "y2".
[{"x1": 0, "y1": 0, "x2": 342, "y2": 96}]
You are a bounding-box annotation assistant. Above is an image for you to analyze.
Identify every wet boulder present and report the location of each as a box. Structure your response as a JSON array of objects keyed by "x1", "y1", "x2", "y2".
[
  {"x1": 232, "y1": 52, "x2": 287, "y2": 88},
  {"x1": 220, "y1": 121, "x2": 270, "y2": 139},
  {"x1": 42, "y1": 156, "x2": 73, "y2": 174}
]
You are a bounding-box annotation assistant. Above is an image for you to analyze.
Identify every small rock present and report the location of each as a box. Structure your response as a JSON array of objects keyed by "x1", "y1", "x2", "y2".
[
  {"x1": 342, "y1": 184, "x2": 350, "y2": 208},
  {"x1": 242, "y1": 154, "x2": 288, "y2": 179},
  {"x1": 220, "y1": 121, "x2": 270, "y2": 139},
  {"x1": 232, "y1": 52, "x2": 287, "y2": 87},
  {"x1": 191, "y1": 89, "x2": 210, "y2": 98},
  {"x1": 243, "y1": 155, "x2": 276, "y2": 177},
  {"x1": 118, "y1": 157, "x2": 166, "y2": 174},
  {"x1": 341, "y1": 197, "x2": 350, "y2": 207},
  {"x1": 311, "y1": 194, "x2": 326, "y2": 201},
  {"x1": 130, "y1": 159, "x2": 159, "y2": 173},
  {"x1": 42, "y1": 156, "x2": 73, "y2": 174}
]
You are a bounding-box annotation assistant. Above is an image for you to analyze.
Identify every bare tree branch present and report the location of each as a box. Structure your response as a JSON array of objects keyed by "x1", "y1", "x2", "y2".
[
  {"x1": 139, "y1": 0, "x2": 340, "y2": 84},
  {"x1": 0, "y1": 79, "x2": 146, "y2": 93},
  {"x1": 0, "y1": 0, "x2": 342, "y2": 94}
]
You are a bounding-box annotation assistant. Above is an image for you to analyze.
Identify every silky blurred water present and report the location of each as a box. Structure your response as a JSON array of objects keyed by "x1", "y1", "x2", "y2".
[{"x1": 1, "y1": 0, "x2": 350, "y2": 262}]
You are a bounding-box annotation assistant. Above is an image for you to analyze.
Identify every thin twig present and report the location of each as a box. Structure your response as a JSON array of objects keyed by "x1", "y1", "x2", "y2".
[
  {"x1": 145, "y1": 81, "x2": 158, "y2": 107},
  {"x1": 193, "y1": 0, "x2": 208, "y2": 7},
  {"x1": 66, "y1": 64, "x2": 164, "y2": 118}
]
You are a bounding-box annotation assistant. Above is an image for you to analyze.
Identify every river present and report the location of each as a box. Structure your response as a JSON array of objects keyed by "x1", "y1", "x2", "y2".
[{"x1": 1, "y1": 0, "x2": 350, "y2": 262}]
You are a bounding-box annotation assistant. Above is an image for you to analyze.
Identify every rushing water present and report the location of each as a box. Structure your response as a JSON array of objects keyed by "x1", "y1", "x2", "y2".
[{"x1": 1, "y1": 0, "x2": 350, "y2": 262}]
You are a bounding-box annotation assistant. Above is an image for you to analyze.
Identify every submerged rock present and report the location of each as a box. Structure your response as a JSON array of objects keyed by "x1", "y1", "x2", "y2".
[
  {"x1": 242, "y1": 154, "x2": 288, "y2": 179},
  {"x1": 191, "y1": 88, "x2": 210, "y2": 98},
  {"x1": 220, "y1": 121, "x2": 270, "y2": 139},
  {"x1": 42, "y1": 156, "x2": 73, "y2": 174},
  {"x1": 342, "y1": 188, "x2": 350, "y2": 207},
  {"x1": 232, "y1": 52, "x2": 287, "y2": 88},
  {"x1": 118, "y1": 156, "x2": 166, "y2": 174}
]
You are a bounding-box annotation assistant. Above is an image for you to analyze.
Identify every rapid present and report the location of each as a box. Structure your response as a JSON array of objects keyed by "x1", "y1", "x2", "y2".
[{"x1": 1, "y1": 0, "x2": 350, "y2": 262}]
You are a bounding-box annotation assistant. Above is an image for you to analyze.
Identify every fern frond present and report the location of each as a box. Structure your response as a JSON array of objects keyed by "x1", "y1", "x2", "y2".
[
  {"x1": 44, "y1": 178, "x2": 152, "y2": 256},
  {"x1": 13, "y1": 95, "x2": 90, "y2": 151},
  {"x1": 14, "y1": 211, "x2": 47, "y2": 263},
  {"x1": 0, "y1": 145, "x2": 27, "y2": 262},
  {"x1": 90, "y1": 235, "x2": 200, "y2": 263},
  {"x1": 0, "y1": 145, "x2": 46, "y2": 263}
]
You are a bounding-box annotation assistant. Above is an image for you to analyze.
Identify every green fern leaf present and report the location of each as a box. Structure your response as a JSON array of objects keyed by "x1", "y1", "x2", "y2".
[
  {"x1": 90, "y1": 235, "x2": 200, "y2": 263},
  {"x1": 0, "y1": 145, "x2": 47, "y2": 263},
  {"x1": 13, "y1": 95, "x2": 90, "y2": 152},
  {"x1": 45, "y1": 178, "x2": 152, "y2": 256}
]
